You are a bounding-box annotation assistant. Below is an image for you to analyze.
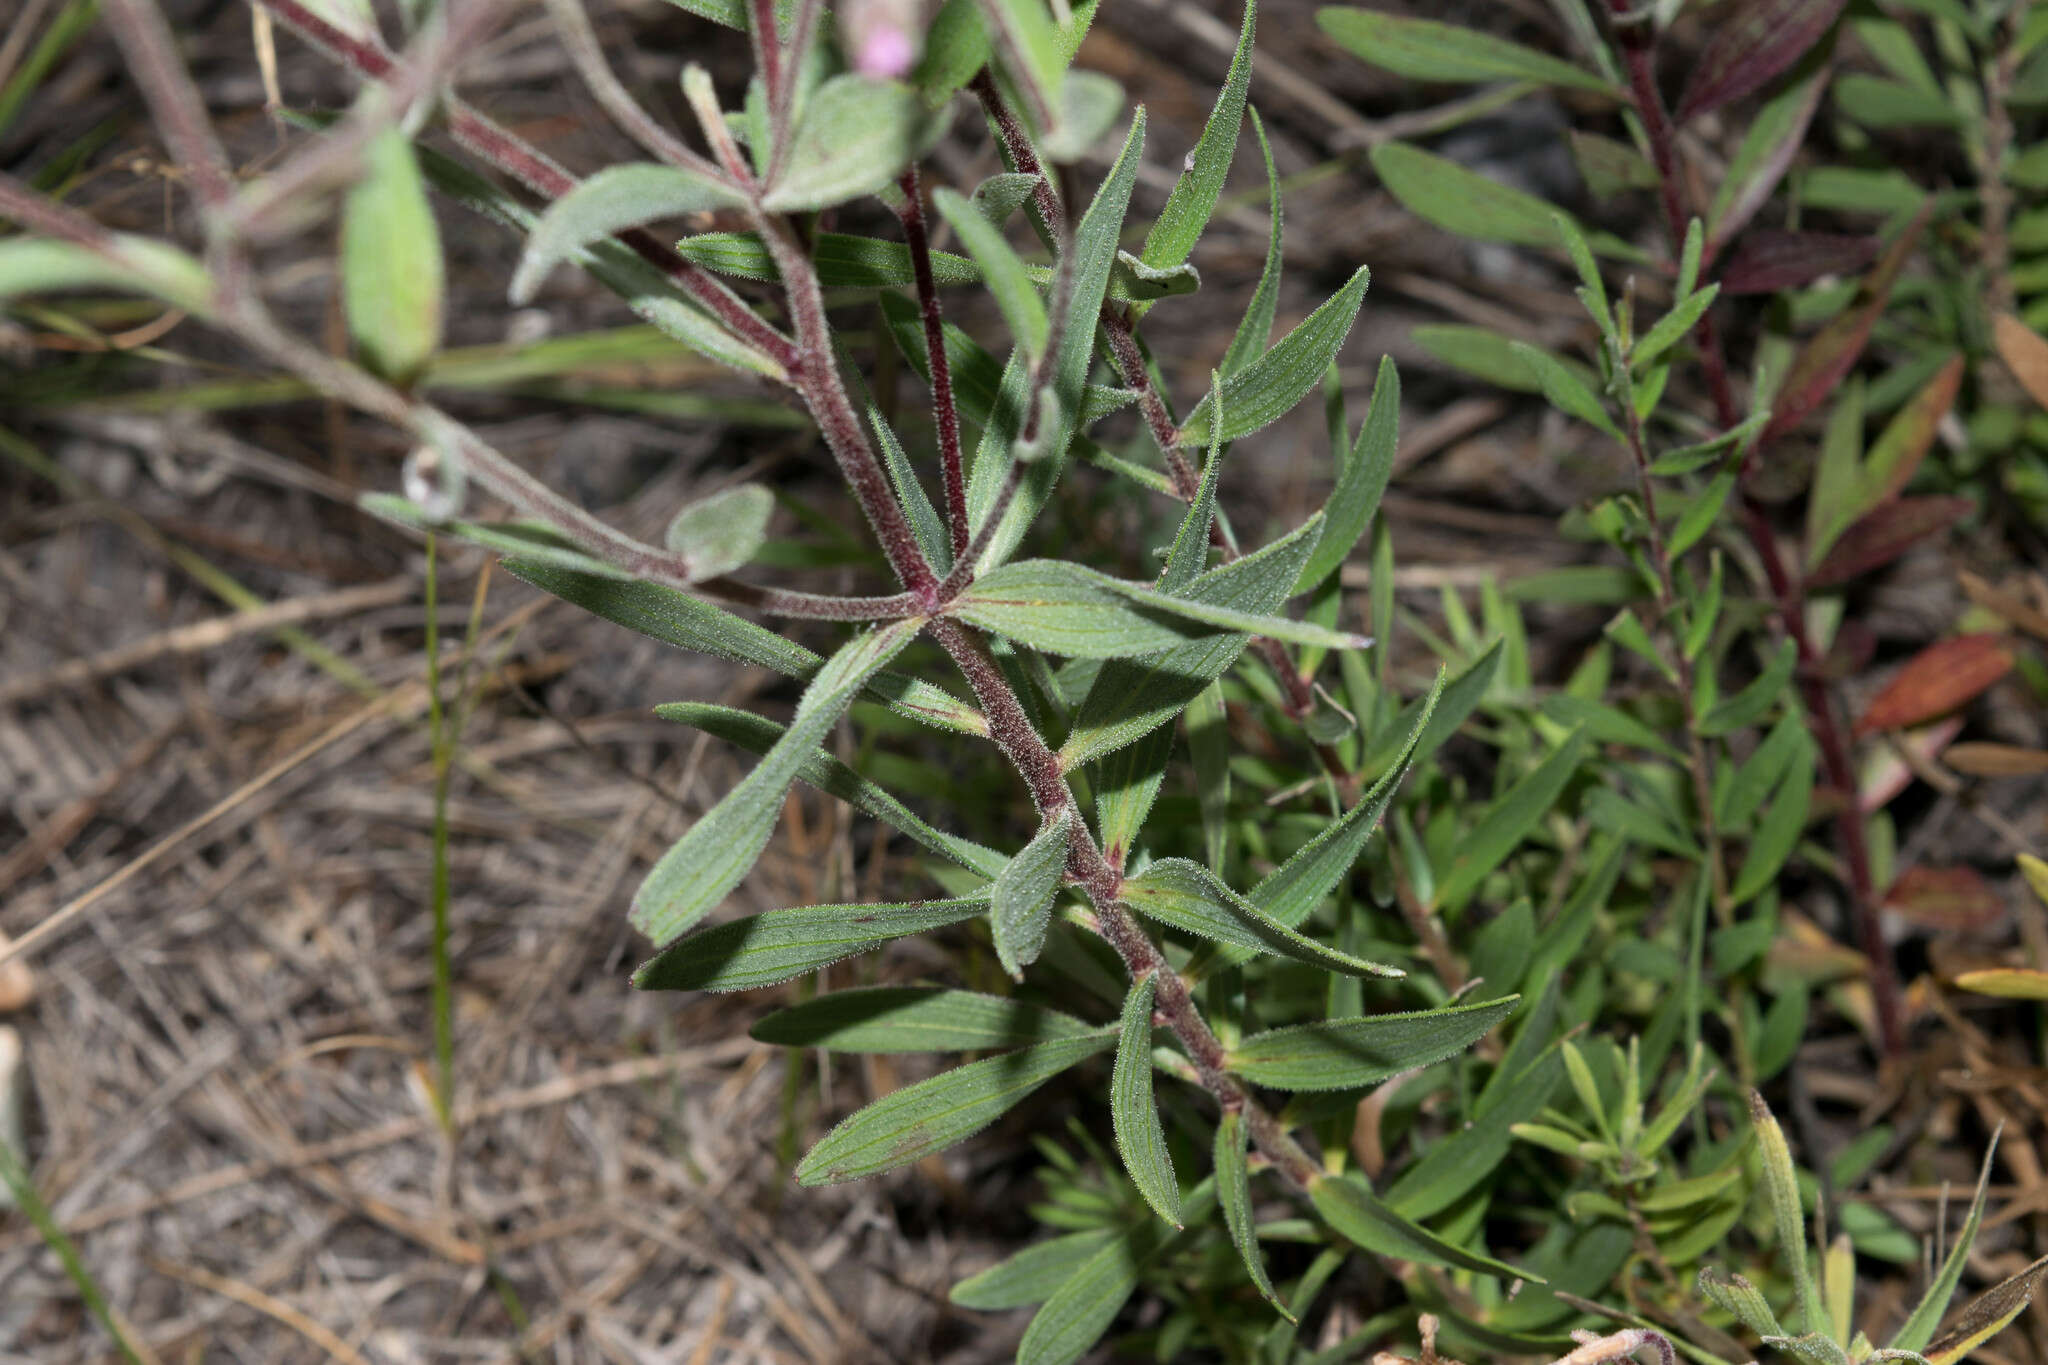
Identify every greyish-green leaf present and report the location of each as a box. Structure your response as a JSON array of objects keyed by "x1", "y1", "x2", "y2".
[
  {"x1": 1296, "y1": 353, "x2": 1398, "y2": 591},
  {"x1": 1225, "y1": 997, "x2": 1518, "y2": 1091},
  {"x1": 795, "y1": 1032, "x2": 1113, "y2": 1184},
  {"x1": 1310, "y1": 1172, "x2": 1538, "y2": 1280},
  {"x1": 1119, "y1": 858, "x2": 1403, "y2": 978},
  {"x1": 511, "y1": 162, "x2": 739, "y2": 304},
  {"x1": 1215, "y1": 1110, "x2": 1287, "y2": 1315},
  {"x1": 1111, "y1": 974, "x2": 1181, "y2": 1225},
  {"x1": 632, "y1": 620, "x2": 922, "y2": 944},
  {"x1": 993, "y1": 809, "x2": 1075, "y2": 976},
  {"x1": 664, "y1": 482, "x2": 773, "y2": 579},
  {"x1": 751, "y1": 987, "x2": 1099, "y2": 1052},
  {"x1": 763, "y1": 75, "x2": 949, "y2": 212},
  {"x1": 1178, "y1": 266, "x2": 1370, "y2": 446},
  {"x1": 652, "y1": 703, "x2": 1005, "y2": 876},
  {"x1": 1140, "y1": 0, "x2": 1256, "y2": 272},
  {"x1": 344, "y1": 124, "x2": 445, "y2": 383},
  {"x1": 632, "y1": 894, "x2": 991, "y2": 993},
  {"x1": 1318, "y1": 8, "x2": 1620, "y2": 95}
]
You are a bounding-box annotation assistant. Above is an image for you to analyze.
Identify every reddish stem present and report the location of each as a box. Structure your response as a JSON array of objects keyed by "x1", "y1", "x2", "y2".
[{"x1": 894, "y1": 168, "x2": 970, "y2": 560}]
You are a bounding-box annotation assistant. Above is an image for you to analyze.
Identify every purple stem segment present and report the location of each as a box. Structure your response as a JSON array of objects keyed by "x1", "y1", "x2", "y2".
[{"x1": 894, "y1": 168, "x2": 970, "y2": 560}]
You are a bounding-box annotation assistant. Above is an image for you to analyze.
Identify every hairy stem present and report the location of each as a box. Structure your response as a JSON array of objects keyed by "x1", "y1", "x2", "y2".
[{"x1": 894, "y1": 168, "x2": 970, "y2": 559}]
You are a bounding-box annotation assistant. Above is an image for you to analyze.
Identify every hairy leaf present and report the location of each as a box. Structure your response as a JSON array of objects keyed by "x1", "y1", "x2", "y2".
[
  {"x1": 1296, "y1": 354, "x2": 1398, "y2": 591},
  {"x1": 1120, "y1": 858, "x2": 1402, "y2": 978},
  {"x1": 1226, "y1": 997, "x2": 1517, "y2": 1090},
  {"x1": 633, "y1": 621, "x2": 922, "y2": 944},
  {"x1": 1222, "y1": 108, "x2": 1284, "y2": 376},
  {"x1": 1111, "y1": 975, "x2": 1180, "y2": 1225},
  {"x1": 1214, "y1": 1110, "x2": 1286, "y2": 1314},
  {"x1": 993, "y1": 809, "x2": 1075, "y2": 976},
  {"x1": 511, "y1": 162, "x2": 738, "y2": 304},
  {"x1": 950, "y1": 1230, "x2": 1118, "y2": 1309},
  {"x1": 934, "y1": 186, "x2": 1049, "y2": 361},
  {"x1": 1319, "y1": 8, "x2": 1618, "y2": 94},
  {"x1": 1433, "y1": 728, "x2": 1588, "y2": 911},
  {"x1": 343, "y1": 124, "x2": 444, "y2": 383},
  {"x1": 1310, "y1": 1173, "x2": 1537, "y2": 1279},
  {"x1": 752, "y1": 987, "x2": 1098, "y2": 1051},
  {"x1": 664, "y1": 483, "x2": 772, "y2": 578},
  {"x1": 765, "y1": 76, "x2": 948, "y2": 211},
  {"x1": 632, "y1": 894, "x2": 991, "y2": 992},
  {"x1": 1177, "y1": 266, "x2": 1370, "y2": 445},
  {"x1": 1140, "y1": 0, "x2": 1256, "y2": 271},
  {"x1": 796, "y1": 1032, "x2": 1113, "y2": 1184}
]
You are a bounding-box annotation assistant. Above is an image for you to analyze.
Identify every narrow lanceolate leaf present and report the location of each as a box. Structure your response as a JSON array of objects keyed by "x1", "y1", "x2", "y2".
[
  {"x1": 1039, "y1": 70, "x2": 1127, "y2": 163},
  {"x1": 1889, "y1": 1131, "x2": 2000, "y2": 1352},
  {"x1": 1433, "y1": 728, "x2": 1589, "y2": 912},
  {"x1": 652, "y1": 704, "x2": 1005, "y2": 876},
  {"x1": 1512, "y1": 340, "x2": 1618, "y2": 438},
  {"x1": 1675, "y1": 0, "x2": 1848, "y2": 124},
  {"x1": 1762, "y1": 208, "x2": 1927, "y2": 444},
  {"x1": 1317, "y1": 8, "x2": 1618, "y2": 95},
  {"x1": 1750, "y1": 1092, "x2": 1822, "y2": 1333},
  {"x1": 796, "y1": 1032, "x2": 1112, "y2": 1184},
  {"x1": 677, "y1": 230, "x2": 978, "y2": 288},
  {"x1": 934, "y1": 186, "x2": 1049, "y2": 361},
  {"x1": 632, "y1": 894, "x2": 991, "y2": 992},
  {"x1": 950, "y1": 1230, "x2": 1119, "y2": 1310},
  {"x1": 952, "y1": 556, "x2": 1366, "y2": 660},
  {"x1": 1389, "y1": 1043, "x2": 1564, "y2": 1219},
  {"x1": 975, "y1": 0, "x2": 1066, "y2": 132},
  {"x1": 751, "y1": 987, "x2": 1098, "y2": 1051},
  {"x1": 1708, "y1": 64, "x2": 1828, "y2": 246},
  {"x1": 1061, "y1": 516, "x2": 1322, "y2": 766},
  {"x1": 1017, "y1": 1219, "x2": 1170, "y2": 1365},
  {"x1": 1854, "y1": 635, "x2": 2014, "y2": 736},
  {"x1": 510, "y1": 162, "x2": 738, "y2": 304},
  {"x1": 1372, "y1": 142, "x2": 1620, "y2": 254},
  {"x1": 1204, "y1": 669, "x2": 1444, "y2": 974},
  {"x1": 343, "y1": 125, "x2": 445, "y2": 384},
  {"x1": 1700, "y1": 1268, "x2": 1791, "y2": 1340},
  {"x1": 1159, "y1": 390, "x2": 1228, "y2": 593},
  {"x1": 1719, "y1": 230, "x2": 1879, "y2": 294},
  {"x1": 1177, "y1": 266, "x2": 1370, "y2": 446},
  {"x1": 504, "y1": 562, "x2": 984, "y2": 735},
  {"x1": 870, "y1": 402, "x2": 951, "y2": 571},
  {"x1": 1139, "y1": 0, "x2": 1255, "y2": 272},
  {"x1": 993, "y1": 809, "x2": 1075, "y2": 977},
  {"x1": 1297, "y1": 355, "x2": 1398, "y2": 591},
  {"x1": 1090, "y1": 718, "x2": 1171, "y2": 874},
  {"x1": 1808, "y1": 496, "x2": 1972, "y2": 589},
  {"x1": 1700, "y1": 638, "x2": 1797, "y2": 736},
  {"x1": 1120, "y1": 858, "x2": 1403, "y2": 978},
  {"x1": 763, "y1": 75, "x2": 948, "y2": 212},
  {"x1": 0, "y1": 237, "x2": 213, "y2": 315},
  {"x1": 1309, "y1": 1173, "x2": 1537, "y2": 1280},
  {"x1": 1111, "y1": 975, "x2": 1181, "y2": 1225},
  {"x1": 633, "y1": 620, "x2": 923, "y2": 945},
  {"x1": 1222, "y1": 108, "x2": 1283, "y2": 376},
  {"x1": 1215, "y1": 1111, "x2": 1287, "y2": 1315},
  {"x1": 1226, "y1": 997, "x2": 1517, "y2": 1091},
  {"x1": 664, "y1": 483, "x2": 773, "y2": 579}
]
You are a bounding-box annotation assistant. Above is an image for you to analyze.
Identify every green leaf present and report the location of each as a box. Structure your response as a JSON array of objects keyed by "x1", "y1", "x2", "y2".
[
  {"x1": 751, "y1": 987, "x2": 1098, "y2": 1051},
  {"x1": 951, "y1": 1230, "x2": 1118, "y2": 1309},
  {"x1": 1699, "y1": 638, "x2": 1796, "y2": 736},
  {"x1": 1160, "y1": 384, "x2": 1227, "y2": 593},
  {"x1": 1668, "y1": 467, "x2": 1736, "y2": 559},
  {"x1": 1433, "y1": 728, "x2": 1589, "y2": 911},
  {"x1": 1360, "y1": 640, "x2": 1499, "y2": 779},
  {"x1": 1215, "y1": 1110, "x2": 1287, "y2": 1315},
  {"x1": 1310, "y1": 1172, "x2": 1537, "y2": 1279},
  {"x1": 632, "y1": 894, "x2": 991, "y2": 992},
  {"x1": 993, "y1": 808, "x2": 1075, "y2": 976},
  {"x1": 1371, "y1": 142, "x2": 1637, "y2": 257},
  {"x1": 1188, "y1": 679, "x2": 1231, "y2": 873},
  {"x1": 1111, "y1": 974, "x2": 1181, "y2": 1225},
  {"x1": 1700, "y1": 1268, "x2": 1791, "y2": 1341},
  {"x1": 0, "y1": 236, "x2": 213, "y2": 315},
  {"x1": 652, "y1": 703, "x2": 1004, "y2": 876},
  {"x1": 970, "y1": 171, "x2": 1043, "y2": 225},
  {"x1": 1718, "y1": 710, "x2": 1808, "y2": 830},
  {"x1": 504, "y1": 562, "x2": 984, "y2": 735},
  {"x1": 796, "y1": 1032, "x2": 1113, "y2": 1184},
  {"x1": 976, "y1": 0, "x2": 1067, "y2": 133},
  {"x1": 1889, "y1": 1135, "x2": 1999, "y2": 1351},
  {"x1": 1296, "y1": 354, "x2": 1398, "y2": 591},
  {"x1": 1317, "y1": 8, "x2": 1618, "y2": 95},
  {"x1": 868, "y1": 402, "x2": 951, "y2": 572},
  {"x1": 1390, "y1": 1044, "x2": 1564, "y2": 1219},
  {"x1": 1510, "y1": 340, "x2": 1618, "y2": 438},
  {"x1": 1835, "y1": 73, "x2": 1963, "y2": 128},
  {"x1": 632, "y1": 621, "x2": 922, "y2": 944},
  {"x1": 1221, "y1": 108, "x2": 1283, "y2": 377},
  {"x1": 676, "y1": 230, "x2": 975, "y2": 289},
  {"x1": 1635, "y1": 284, "x2": 1721, "y2": 369},
  {"x1": 343, "y1": 124, "x2": 445, "y2": 384},
  {"x1": 362, "y1": 496, "x2": 632, "y2": 578},
  {"x1": 1178, "y1": 266, "x2": 1371, "y2": 446},
  {"x1": 953, "y1": 555, "x2": 1365, "y2": 660},
  {"x1": 1569, "y1": 129, "x2": 1659, "y2": 200},
  {"x1": 763, "y1": 75, "x2": 948, "y2": 212},
  {"x1": 1537, "y1": 693, "x2": 1681, "y2": 758},
  {"x1": 663, "y1": 482, "x2": 773, "y2": 578},
  {"x1": 1091, "y1": 725, "x2": 1171, "y2": 867},
  {"x1": 1227, "y1": 997, "x2": 1516, "y2": 1091},
  {"x1": 1017, "y1": 1219, "x2": 1168, "y2": 1365},
  {"x1": 1750, "y1": 1092, "x2": 1824, "y2": 1333},
  {"x1": 1140, "y1": 0, "x2": 1256, "y2": 272},
  {"x1": 1710, "y1": 64, "x2": 1828, "y2": 243},
  {"x1": 1412, "y1": 325, "x2": 1543, "y2": 393},
  {"x1": 1040, "y1": 70, "x2": 1126, "y2": 163},
  {"x1": 934, "y1": 186, "x2": 1049, "y2": 361},
  {"x1": 511, "y1": 161, "x2": 738, "y2": 304},
  {"x1": 1731, "y1": 741, "x2": 1813, "y2": 905},
  {"x1": 913, "y1": 0, "x2": 994, "y2": 109},
  {"x1": 1061, "y1": 515, "x2": 1321, "y2": 766},
  {"x1": 1120, "y1": 858, "x2": 1403, "y2": 978}
]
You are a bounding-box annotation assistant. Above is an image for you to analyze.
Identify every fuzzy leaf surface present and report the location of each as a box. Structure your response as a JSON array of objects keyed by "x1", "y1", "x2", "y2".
[
  {"x1": 1120, "y1": 858, "x2": 1402, "y2": 978},
  {"x1": 511, "y1": 162, "x2": 738, "y2": 304},
  {"x1": 1110, "y1": 975, "x2": 1180, "y2": 1225},
  {"x1": 632, "y1": 895, "x2": 990, "y2": 993},
  {"x1": 751, "y1": 987, "x2": 1098, "y2": 1051},
  {"x1": 1225, "y1": 997, "x2": 1517, "y2": 1091}
]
